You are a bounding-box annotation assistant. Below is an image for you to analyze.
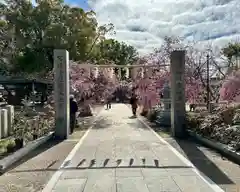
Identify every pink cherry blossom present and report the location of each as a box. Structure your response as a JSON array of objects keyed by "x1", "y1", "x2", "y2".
[
  {"x1": 69, "y1": 61, "x2": 119, "y2": 103},
  {"x1": 220, "y1": 70, "x2": 240, "y2": 102}
]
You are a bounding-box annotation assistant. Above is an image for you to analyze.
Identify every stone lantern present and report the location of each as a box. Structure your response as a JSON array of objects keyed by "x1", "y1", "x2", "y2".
[
  {"x1": 162, "y1": 82, "x2": 171, "y2": 111},
  {"x1": 155, "y1": 82, "x2": 171, "y2": 127}
]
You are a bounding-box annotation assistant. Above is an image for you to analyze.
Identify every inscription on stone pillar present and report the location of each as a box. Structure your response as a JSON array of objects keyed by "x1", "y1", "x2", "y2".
[
  {"x1": 54, "y1": 49, "x2": 70, "y2": 139},
  {"x1": 170, "y1": 50, "x2": 186, "y2": 138}
]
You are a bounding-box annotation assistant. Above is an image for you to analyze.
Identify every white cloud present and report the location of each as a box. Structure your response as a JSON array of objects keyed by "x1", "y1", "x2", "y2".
[{"x1": 88, "y1": 0, "x2": 240, "y2": 55}]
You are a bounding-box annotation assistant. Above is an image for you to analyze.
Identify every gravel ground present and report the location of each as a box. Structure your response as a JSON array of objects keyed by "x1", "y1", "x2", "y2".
[{"x1": 0, "y1": 105, "x2": 104, "y2": 192}]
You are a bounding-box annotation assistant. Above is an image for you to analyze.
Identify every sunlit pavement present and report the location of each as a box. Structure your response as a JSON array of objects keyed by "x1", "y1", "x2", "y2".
[{"x1": 42, "y1": 104, "x2": 224, "y2": 192}]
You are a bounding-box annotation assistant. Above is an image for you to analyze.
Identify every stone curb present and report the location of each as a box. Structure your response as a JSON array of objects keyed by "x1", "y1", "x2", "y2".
[
  {"x1": 187, "y1": 130, "x2": 240, "y2": 165},
  {"x1": 0, "y1": 132, "x2": 54, "y2": 173}
]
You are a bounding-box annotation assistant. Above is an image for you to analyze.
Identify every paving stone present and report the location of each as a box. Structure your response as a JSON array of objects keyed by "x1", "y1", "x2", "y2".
[
  {"x1": 141, "y1": 168, "x2": 169, "y2": 177},
  {"x1": 60, "y1": 170, "x2": 90, "y2": 179},
  {"x1": 144, "y1": 176, "x2": 182, "y2": 192},
  {"x1": 116, "y1": 168, "x2": 143, "y2": 177},
  {"x1": 87, "y1": 169, "x2": 115, "y2": 178},
  {"x1": 82, "y1": 174, "x2": 116, "y2": 192},
  {"x1": 165, "y1": 168, "x2": 196, "y2": 176},
  {"x1": 158, "y1": 158, "x2": 187, "y2": 167},
  {"x1": 172, "y1": 175, "x2": 216, "y2": 192},
  {"x1": 60, "y1": 169, "x2": 115, "y2": 180},
  {"x1": 52, "y1": 178, "x2": 86, "y2": 192},
  {"x1": 116, "y1": 177, "x2": 150, "y2": 192}
]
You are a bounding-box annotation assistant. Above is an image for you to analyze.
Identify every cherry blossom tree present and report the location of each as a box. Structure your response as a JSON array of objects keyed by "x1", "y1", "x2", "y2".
[
  {"x1": 70, "y1": 61, "x2": 94, "y2": 99},
  {"x1": 129, "y1": 38, "x2": 205, "y2": 113},
  {"x1": 131, "y1": 65, "x2": 203, "y2": 113},
  {"x1": 69, "y1": 61, "x2": 119, "y2": 104},
  {"x1": 91, "y1": 68, "x2": 119, "y2": 103},
  {"x1": 132, "y1": 67, "x2": 169, "y2": 111},
  {"x1": 69, "y1": 36, "x2": 218, "y2": 113},
  {"x1": 219, "y1": 70, "x2": 240, "y2": 102}
]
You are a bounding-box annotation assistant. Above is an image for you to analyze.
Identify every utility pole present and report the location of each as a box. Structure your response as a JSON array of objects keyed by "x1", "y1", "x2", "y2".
[{"x1": 206, "y1": 54, "x2": 210, "y2": 111}]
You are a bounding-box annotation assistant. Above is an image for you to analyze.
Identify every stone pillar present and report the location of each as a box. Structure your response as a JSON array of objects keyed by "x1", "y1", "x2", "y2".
[
  {"x1": 53, "y1": 49, "x2": 70, "y2": 139},
  {"x1": 155, "y1": 82, "x2": 171, "y2": 127},
  {"x1": 3, "y1": 105, "x2": 14, "y2": 135},
  {"x1": 170, "y1": 50, "x2": 186, "y2": 138},
  {"x1": 1, "y1": 109, "x2": 8, "y2": 138}
]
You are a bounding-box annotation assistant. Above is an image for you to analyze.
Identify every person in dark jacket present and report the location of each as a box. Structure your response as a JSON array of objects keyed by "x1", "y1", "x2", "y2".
[
  {"x1": 160, "y1": 92, "x2": 163, "y2": 99},
  {"x1": 106, "y1": 95, "x2": 112, "y2": 109},
  {"x1": 189, "y1": 103, "x2": 196, "y2": 111},
  {"x1": 70, "y1": 95, "x2": 78, "y2": 134},
  {"x1": 130, "y1": 93, "x2": 138, "y2": 117}
]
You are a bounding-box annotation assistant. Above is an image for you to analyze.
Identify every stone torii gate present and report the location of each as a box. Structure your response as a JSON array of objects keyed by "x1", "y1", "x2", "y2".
[
  {"x1": 90, "y1": 64, "x2": 159, "y2": 79},
  {"x1": 88, "y1": 64, "x2": 160, "y2": 79},
  {"x1": 53, "y1": 49, "x2": 186, "y2": 140}
]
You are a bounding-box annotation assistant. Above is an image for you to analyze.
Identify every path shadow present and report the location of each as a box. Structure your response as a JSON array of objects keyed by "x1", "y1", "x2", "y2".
[
  {"x1": 10, "y1": 157, "x2": 193, "y2": 173},
  {"x1": 10, "y1": 165, "x2": 194, "y2": 173},
  {"x1": 1, "y1": 138, "x2": 62, "y2": 175},
  {"x1": 177, "y1": 138, "x2": 233, "y2": 184},
  {"x1": 160, "y1": 130, "x2": 234, "y2": 185}
]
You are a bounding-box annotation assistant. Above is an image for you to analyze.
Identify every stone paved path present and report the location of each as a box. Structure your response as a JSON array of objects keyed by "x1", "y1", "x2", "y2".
[{"x1": 42, "y1": 104, "x2": 224, "y2": 192}]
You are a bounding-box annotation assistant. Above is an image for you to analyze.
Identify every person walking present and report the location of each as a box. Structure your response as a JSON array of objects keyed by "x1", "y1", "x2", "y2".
[
  {"x1": 106, "y1": 95, "x2": 112, "y2": 109},
  {"x1": 189, "y1": 103, "x2": 196, "y2": 112},
  {"x1": 130, "y1": 93, "x2": 138, "y2": 117},
  {"x1": 70, "y1": 95, "x2": 78, "y2": 134}
]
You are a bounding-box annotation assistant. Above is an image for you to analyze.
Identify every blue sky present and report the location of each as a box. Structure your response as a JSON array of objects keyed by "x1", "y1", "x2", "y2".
[{"x1": 65, "y1": 0, "x2": 90, "y2": 10}]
